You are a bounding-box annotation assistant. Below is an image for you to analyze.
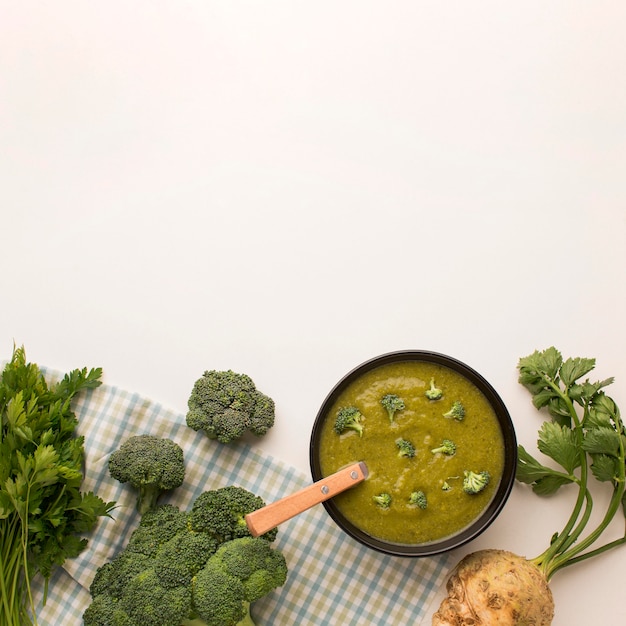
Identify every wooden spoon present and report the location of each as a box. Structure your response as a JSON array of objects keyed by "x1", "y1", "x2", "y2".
[{"x1": 245, "y1": 462, "x2": 368, "y2": 537}]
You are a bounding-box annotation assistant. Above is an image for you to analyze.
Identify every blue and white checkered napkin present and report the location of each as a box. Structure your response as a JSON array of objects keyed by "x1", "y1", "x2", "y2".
[{"x1": 31, "y1": 372, "x2": 456, "y2": 625}]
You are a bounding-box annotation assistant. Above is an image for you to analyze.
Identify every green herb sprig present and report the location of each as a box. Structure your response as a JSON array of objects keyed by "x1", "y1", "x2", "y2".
[
  {"x1": 516, "y1": 347, "x2": 626, "y2": 581},
  {"x1": 0, "y1": 346, "x2": 115, "y2": 625}
]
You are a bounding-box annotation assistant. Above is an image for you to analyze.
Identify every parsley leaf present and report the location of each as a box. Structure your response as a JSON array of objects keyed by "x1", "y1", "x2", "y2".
[
  {"x1": 560, "y1": 357, "x2": 596, "y2": 388},
  {"x1": 537, "y1": 421, "x2": 581, "y2": 474},
  {"x1": 517, "y1": 346, "x2": 626, "y2": 581},
  {"x1": 0, "y1": 346, "x2": 116, "y2": 624},
  {"x1": 516, "y1": 445, "x2": 575, "y2": 495}
]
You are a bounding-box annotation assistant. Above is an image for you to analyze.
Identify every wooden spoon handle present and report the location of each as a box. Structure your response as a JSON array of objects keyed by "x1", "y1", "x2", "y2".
[{"x1": 245, "y1": 462, "x2": 368, "y2": 537}]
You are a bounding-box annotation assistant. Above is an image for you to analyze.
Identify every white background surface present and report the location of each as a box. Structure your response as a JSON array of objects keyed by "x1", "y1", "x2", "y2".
[{"x1": 1, "y1": 2, "x2": 625, "y2": 624}]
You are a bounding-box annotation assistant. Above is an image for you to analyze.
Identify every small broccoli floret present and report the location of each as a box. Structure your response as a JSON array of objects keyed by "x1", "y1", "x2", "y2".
[
  {"x1": 108, "y1": 435, "x2": 185, "y2": 515},
  {"x1": 373, "y1": 493, "x2": 392, "y2": 509},
  {"x1": 409, "y1": 490, "x2": 428, "y2": 509},
  {"x1": 186, "y1": 370, "x2": 275, "y2": 444},
  {"x1": 189, "y1": 486, "x2": 276, "y2": 543},
  {"x1": 431, "y1": 439, "x2": 457, "y2": 456},
  {"x1": 381, "y1": 393, "x2": 405, "y2": 422},
  {"x1": 441, "y1": 476, "x2": 460, "y2": 491},
  {"x1": 443, "y1": 400, "x2": 465, "y2": 421},
  {"x1": 425, "y1": 377, "x2": 443, "y2": 401},
  {"x1": 395, "y1": 437, "x2": 416, "y2": 458},
  {"x1": 333, "y1": 406, "x2": 364, "y2": 437},
  {"x1": 462, "y1": 470, "x2": 491, "y2": 495}
]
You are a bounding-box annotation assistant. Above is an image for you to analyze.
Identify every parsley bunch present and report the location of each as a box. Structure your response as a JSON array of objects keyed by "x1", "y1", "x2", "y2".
[
  {"x1": 517, "y1": 347, "x2": 626, "y2": 580},
  {"x1": 0, "y1": 346, "x2": 115, "y2": 625}
]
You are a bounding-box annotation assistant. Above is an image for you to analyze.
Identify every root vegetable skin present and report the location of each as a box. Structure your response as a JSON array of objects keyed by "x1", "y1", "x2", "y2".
[{"x1": 432, "y1": 550, "x2": 555, "y2": 626}]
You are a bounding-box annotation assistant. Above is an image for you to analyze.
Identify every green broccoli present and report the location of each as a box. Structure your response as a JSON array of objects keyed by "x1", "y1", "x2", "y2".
[
  {"x1": 120, "y1": 568, "x2": 192, "y2": 625},
  {"x1": 409, "y1": 490, "x2": 428, "y2": 509},
  {"x1": 189, "y1": 485, "x2": 277, "y2": 543},
  {"x1": 380, "y1": 393, "x2": 405, "y2": 422},
  {"x1": 443, "y1": 400, "x2": 465, "y2": 421},
  {"x1": 462, "y1": 470, "x2": 491, "y2": 494},
  {"x1": 372, "y1": 493, "x2": 392, "y2": 509},
  {"x1": 154, "y1": 531, "x2": 218, "y2": 588},
  {"x1": 395, "y1": 437, "x2": 416, "y2": 458},
  {"x1": 441, "y1": 476, "x2": 460, "y2": 491},
  {"x1": 89, "y1": 550, "x2": 153, "y2": 600},
  {"x1": 186, "y1": 370, "x2": 275, "y2": 444},
  {"x1": 84, "y1": 491, "x2": 287, "y2": 626},
  {"x1": 108, "y1": 435, "x2": 186, "y2": 515},
  {"x1": 190, "y1": 560, "x2": 248, "y2": 626},
  {"x1": 209, "y1": 537, "x2": 288, "y2": 604},
  {"x1": 425, "y1": 377, "x2": 443, "y2": 401},
  {"x1": 125, "y1": 504, "x2": 190, "y2": 557},
  {"x1": 86, "y1": 552, "x2": 192, "y2": 626},
  {"x1": 431, "y1": 439, "x2": 456, "y2": 456},
  {"x1": 83, "y1": 593, "x2": 135, "y2": 625},
  {"x1": 333, "y1": 406, "x2": 364, "y2": 437},
  {"x1": 189, "y1": 538, "x2": 287, "y2": 626}
]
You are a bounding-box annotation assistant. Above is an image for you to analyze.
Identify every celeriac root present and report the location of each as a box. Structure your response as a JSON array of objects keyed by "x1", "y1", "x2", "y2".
[{"x1": 432, "y1": 549, "x2": 554, "y2": 625}]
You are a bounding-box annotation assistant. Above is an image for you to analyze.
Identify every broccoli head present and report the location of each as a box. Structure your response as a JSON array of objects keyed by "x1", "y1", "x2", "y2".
[
  {"x1": 409, "y1": 490, "x2": 428, "y2": 509},
  {"x1": 209, "y1": 537, "x2": 288, "y2": 604},
  {"x1": 191, "y1": 560, "x2": 248, "y2": 626},
  {"x1": 186, "y1": 370, "x2": 275, "y2": 444},
  {"x1": 188, "y1": 539, "x2": 288, "y2": 626},
  {"x1": 462, "y1": 470, "x2": 491, "y2": 495},
  {"x1": 120, "y1": 568, "x2": 192, "y2": 626},
  {"x1": 125, "y1": 504, "x2": 190, "y2": 557},
  {"x1": 189, "y1": 485, "x2": 277, "y2": 543},
  {"x1": 395, "y1": 437, "x2": 416, "y2": 458},
  {"x1": 425, "y1": 377, "x2": 443, "y2": 401},
  {"x1": 84, "y1": 489, "x2": 288, "y2": 626},
  {"x1": 83, "y1": 593, "x2": 135, "y2": 626},
  {"x1": 443, "y1": 400, "x2": 465, "y2": 421},
  {"x1": 372, "y1": 492, "x2": 392, "y2": 509},
  {"x1": 333, "y1": 406, "x2": 364, "y2": 437},
  {"x1": 380, "y1": 393, "x2": 405, "y2": 422},
  {"x1": 89, "y1": 550, "x2": 153, "y2": 600},
  {"x1": 431, "y1": 439, "x2": 456, "y2": 456},
  {"x1": 153, "y1": 531, "x2": 218, "y2": 588},
  {"x1": 108, "y1": 435, "x2": 185, "y2": 515},
  {"x1": 86, "y1": 555, "x2": 192, "y2": 626}
]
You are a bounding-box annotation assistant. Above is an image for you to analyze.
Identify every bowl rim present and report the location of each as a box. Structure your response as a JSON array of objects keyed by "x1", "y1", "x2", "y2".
[{"x1": 309, "y1": 349, "x2": 518, "y2": 557}]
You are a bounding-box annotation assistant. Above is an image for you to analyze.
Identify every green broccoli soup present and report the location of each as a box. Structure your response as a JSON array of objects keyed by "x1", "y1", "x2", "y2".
[{"x1": 317, "y1": 361, "x2": 505, "y2": 545}]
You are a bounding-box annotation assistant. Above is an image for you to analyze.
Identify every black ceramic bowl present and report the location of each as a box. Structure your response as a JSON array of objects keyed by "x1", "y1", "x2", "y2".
[{"x1": 309, "y1": 350, "x2": 517, "y2": 557}]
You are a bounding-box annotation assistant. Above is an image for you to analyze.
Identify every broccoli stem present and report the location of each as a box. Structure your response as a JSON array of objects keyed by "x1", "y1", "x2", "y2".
[
  {"x1": 137, "y1": 486, "x2": 161, "y2": 516},
  {"x1": 236, "y1": 602, "x2": 256, "y2": 626}
]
